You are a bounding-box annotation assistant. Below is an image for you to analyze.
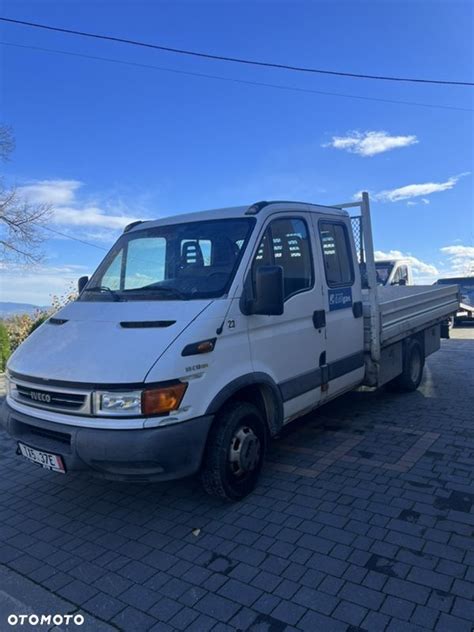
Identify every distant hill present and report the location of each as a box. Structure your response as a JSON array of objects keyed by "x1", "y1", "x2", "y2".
[{"x1": 0, "y1": 302, "x2": 49, "y2": 318}]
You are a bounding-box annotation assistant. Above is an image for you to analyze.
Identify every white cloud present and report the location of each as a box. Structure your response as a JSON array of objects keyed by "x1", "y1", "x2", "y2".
[
  {"x1": 372, "y1": 245, "x2": 474, "y2": 284},
  {"x1": 374, "y1": 250, "x2": 439, "y2": 280},
  {"x1": 324, "y1": 130, "x2": 418, "y2": 157},
  {"x1": 17, "y1": 179, "x2": 147, "y2": 232},
  {"x1": 440, "y1": 245, "x2": 474, "y2": 275},
  {"x1": 373, "y1": 173, "x2": 469, "y2": 202},
  {"x1": 53, "y1": 206, "x2": 138, "y2": 229},
  {"x1": 0, "y1": 263, "x2": 91, "y2": 305},
  {"x1": 19, "y1": 180, "x2": 82, "y2": 205}
]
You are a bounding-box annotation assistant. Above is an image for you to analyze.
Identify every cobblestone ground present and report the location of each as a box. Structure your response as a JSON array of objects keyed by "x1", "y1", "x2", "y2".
[{"x1": 0, "y1": 326, "x2": 473, "y2": 632}]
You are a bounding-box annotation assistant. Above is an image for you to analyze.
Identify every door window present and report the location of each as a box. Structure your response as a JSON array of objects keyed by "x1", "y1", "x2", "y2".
[
  {"x1": 393, "y1": 265, "x2": 409, "y2": 284},
  {"x1": 101, "y1": 250, "x2": 123, "y2": 290},
  {"x1": 319, "y1": 222, "x2": 354, "y2": 287},
  {"x1": 252, "y1": 218, "x2": 313, "y2": 300}
]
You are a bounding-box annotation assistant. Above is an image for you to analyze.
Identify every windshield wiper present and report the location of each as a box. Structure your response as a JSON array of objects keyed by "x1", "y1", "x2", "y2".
[{"x1": 83, "y1": 286, "x2": 123, "y2": 302}]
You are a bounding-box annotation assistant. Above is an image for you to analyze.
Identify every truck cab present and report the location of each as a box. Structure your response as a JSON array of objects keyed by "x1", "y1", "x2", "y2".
[
  {"x1": 435, "y1": 276, "x2": 474, "y2": 326},
  {"x1": 2, "y1": 195, "x2": 459, "y2": 500},
  {"x1": 375, "y1": 259, "x2": 413, "y2": 286}
]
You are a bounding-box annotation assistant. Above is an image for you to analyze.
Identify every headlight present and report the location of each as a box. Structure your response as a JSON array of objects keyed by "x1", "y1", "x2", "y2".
[
  {"x1": 95, "y1": 391, "x2": 142, "y2": 416},
  {"x1": 94, "y1": 383, "x2": 187, "y2": 417}
]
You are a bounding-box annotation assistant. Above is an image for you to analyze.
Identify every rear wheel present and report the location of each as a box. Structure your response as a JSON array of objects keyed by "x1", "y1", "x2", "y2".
[
  {"x1": 201, "y1": 402, "x2": 266, "y2": 501},
  {"x1": 387, "y1": 338, "x2": 424, "y2": 392}
]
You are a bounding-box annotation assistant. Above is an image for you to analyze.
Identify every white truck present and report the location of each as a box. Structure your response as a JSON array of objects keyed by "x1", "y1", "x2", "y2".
[
  {"x1": 1, "y1": 193, "x2": 459, "y2": 500},
  {"x1": 435, "y1": 276, "x2": 474, "y2": 326},
  {"x1": 374, "y1": 259, "x2": 414, "y2": 286},
  {"x1": 359, "y1": 258, "x2": 413, "y2": 288}
]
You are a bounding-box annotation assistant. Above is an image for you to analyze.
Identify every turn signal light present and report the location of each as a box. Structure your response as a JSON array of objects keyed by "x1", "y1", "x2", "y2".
[
  {"x1": 181, "y1": 338, "x2": 216, "y2": 357},
  {"x1": 142, "y1": 383, "x2": 188, "y2": 415}
]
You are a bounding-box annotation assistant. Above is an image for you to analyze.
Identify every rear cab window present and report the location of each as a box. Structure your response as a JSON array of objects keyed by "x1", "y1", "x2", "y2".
[{"x1": 318, "y1": 220, "x2": 355, "y2": 310}]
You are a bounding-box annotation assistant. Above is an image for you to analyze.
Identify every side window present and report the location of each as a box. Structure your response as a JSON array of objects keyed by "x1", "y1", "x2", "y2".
[
  {"x1": 399, "y1": 265, "x2": 408, "y2": 283},
  {"x1": 252, "y1": 218, "x2": 313, "y2": 300},
  {"x1": 101, "y1": 250, "x2": 123, "y2": 290},
  {"x1": 319, "y1": 222, "x2": 354, "y2": 287}
]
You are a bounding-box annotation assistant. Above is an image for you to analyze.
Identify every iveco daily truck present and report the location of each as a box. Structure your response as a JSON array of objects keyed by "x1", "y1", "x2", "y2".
[{"x1": 2, "y1": 193, "x2": 459, "y2": 500}]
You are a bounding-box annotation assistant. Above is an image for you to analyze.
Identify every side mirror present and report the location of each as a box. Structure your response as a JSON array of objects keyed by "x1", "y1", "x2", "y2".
[
  {"x1": 252, "y1": 265, "x2": 284, "y2": 315},
  {"x1": 399, "y1": 278, "x2": 407, "y2": 286},
  {"x1": 78, "y1": 276, "x2": 89, "y2": 294}
]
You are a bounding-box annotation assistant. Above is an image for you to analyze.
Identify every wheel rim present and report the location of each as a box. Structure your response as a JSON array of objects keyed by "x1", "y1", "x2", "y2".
[
  {"x1": 228, "y1": 425, "x2": 261, "y2": 478},
  {"x1": 410, "y1": 349, "x2": 421, "y2": 383}
]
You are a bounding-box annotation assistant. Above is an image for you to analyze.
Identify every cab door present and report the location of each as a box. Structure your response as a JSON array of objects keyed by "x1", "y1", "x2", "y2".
[
  {"x1": 312, "y1": 215, "x2": 365, "y2": 399},
  {"x1": 246, "y1": 214, "x2": 326, "y2": 422}
]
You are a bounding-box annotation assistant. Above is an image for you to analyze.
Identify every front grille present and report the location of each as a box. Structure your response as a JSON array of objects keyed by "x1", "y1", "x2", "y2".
[
  {"x1": 16, "y1": 385, "x2": 86, "y2": 411},
  {"x1": 11, "y1": 378, "x2": 91, "y2": 415}
]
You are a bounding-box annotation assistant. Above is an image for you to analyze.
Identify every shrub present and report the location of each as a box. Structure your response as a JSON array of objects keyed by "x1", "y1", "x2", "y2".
[
  {"x1": 0, "y1": 321, "x2": 11, "y2": 370},
  {"x1": 28, "y1": 312, "x2": 50, "y2": 335},
  {"x1": 5, "y1": 285, "x2": 78, "y2": 353}
]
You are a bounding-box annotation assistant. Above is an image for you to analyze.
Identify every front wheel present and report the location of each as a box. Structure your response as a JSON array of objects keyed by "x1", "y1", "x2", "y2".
[
  {"x1": 387, "y1": 338, "x2": 424, "y2": 392},
  {"x1": 201, "y1": 402, "x2": 267, "y2": 501}
]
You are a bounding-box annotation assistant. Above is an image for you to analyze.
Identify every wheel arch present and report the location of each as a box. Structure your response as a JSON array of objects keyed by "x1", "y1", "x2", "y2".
[
  {"x1": 205, "y1": 372, "x2": 284, "y2": 438},
  {"x1": 404, "y1": 331, "x2": 425, "y2": 360}
]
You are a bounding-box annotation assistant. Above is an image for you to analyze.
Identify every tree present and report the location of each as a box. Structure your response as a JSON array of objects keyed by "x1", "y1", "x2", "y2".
[{"x1": 0, "y1": 125, "x2": 52, "y2": 263}]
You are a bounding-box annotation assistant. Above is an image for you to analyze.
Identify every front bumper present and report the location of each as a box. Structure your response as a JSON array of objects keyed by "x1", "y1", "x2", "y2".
[{"x1": 1, "y1": 401, "x2": 213, "y2": 482}]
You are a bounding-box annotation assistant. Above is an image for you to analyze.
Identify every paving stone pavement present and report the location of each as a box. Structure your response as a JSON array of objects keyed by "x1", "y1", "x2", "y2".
[{"x1": 0, "y1": 326, "x2": 473, "y2": 632}]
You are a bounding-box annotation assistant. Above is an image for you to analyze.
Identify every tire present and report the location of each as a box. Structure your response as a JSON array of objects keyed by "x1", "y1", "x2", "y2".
[
  {"x1": 387, "y1": 338, "x2": 425, "y2": 393},
  {"x1": 201, "y1": 402, "x2": 267, "y2": 501}
]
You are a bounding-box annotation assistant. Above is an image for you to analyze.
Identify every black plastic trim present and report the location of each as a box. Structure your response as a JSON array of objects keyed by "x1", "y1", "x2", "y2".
[
  {"x1": 123, "y1": 220, "x2": 144, "y2": 233},
  {"x1": 313, "y1": 310, "x2": 326, "y2": 329},
  {"x1": 48, "y1": 318, "x2": 68, "y2": 325},
  {"x1": 280, "y1": 368, "x2": 322, "y2": 401},
  {"x1": 328, "y1": 351, "x2": 365, "y2": 381},
  {"x1": 120, "y1": 320, "x2": 176, "y2": 328},
  {"x1": 352, "y1": 301, "x2": 363, "y2": 318},
  {"x1": 279, "y1": 351, "x2": 365, "y2": 402},
  {"x1": 205, "y1": 372, "x2": 284, "y2": 435}
]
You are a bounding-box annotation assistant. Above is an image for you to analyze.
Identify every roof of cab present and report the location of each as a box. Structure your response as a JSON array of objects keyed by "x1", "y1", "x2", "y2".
[{"x1": 125, "y1": 200, "x2": 347, "y2": 233}]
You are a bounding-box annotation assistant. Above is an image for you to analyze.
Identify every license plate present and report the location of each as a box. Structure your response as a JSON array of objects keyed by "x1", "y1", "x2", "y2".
[{"x1": 17, "y1": 442, "x2": 66, "y2": 474}]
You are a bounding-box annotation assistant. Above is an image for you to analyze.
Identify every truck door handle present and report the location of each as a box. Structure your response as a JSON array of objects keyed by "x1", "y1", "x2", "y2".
[
  {"x1": 313, "y1": 310, "x2": 326, "y2": 328},
  {"x1": 353, "y1": 301, "x2": 363, "y2": 318}
]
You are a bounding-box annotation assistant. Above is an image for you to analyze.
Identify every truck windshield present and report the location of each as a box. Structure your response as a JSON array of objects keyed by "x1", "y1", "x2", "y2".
[
  {"x1": 80, "y1": 217, "x2": 255, "y2": 301},
  {"x1": 436, "y1": 277, "x2": 474, "y2": 306},
  {"x1": 375, "y1": 262, "x2": 394, "y2": 286}
]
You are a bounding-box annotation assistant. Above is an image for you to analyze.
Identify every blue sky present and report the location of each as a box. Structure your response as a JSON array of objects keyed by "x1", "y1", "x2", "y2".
[{"x1": 1, "y1": 0, "x2": 473, "y2": 304}]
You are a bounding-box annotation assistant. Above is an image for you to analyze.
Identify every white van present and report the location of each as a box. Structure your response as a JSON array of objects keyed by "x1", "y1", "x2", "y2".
[{"x1": 2, "y1": 194, "x2": 459, "y2": 500}]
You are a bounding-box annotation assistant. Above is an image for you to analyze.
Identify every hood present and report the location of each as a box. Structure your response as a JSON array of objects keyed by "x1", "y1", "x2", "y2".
[{"x1": 8, "y1": 299, "x2": 214, "y2": 384}]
